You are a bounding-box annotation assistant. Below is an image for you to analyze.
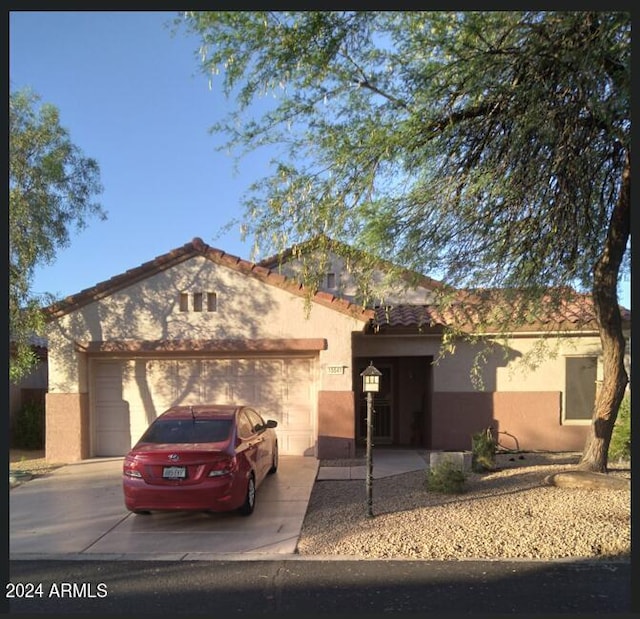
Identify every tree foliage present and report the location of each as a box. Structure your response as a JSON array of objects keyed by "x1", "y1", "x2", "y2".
[
  {"x1": 179, "y1": 11, "x2": 630, "y2": 471},
  {"x1": 9, "y1": 88, "x2": 105, "y2": 382}
]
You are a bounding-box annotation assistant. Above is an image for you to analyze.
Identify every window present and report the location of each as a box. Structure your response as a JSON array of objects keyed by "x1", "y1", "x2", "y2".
[
  {"x1": 178, "y1": 291, "x2": 218, "y2": 312},
  {"x1": 326, "y1": 272, "x2": 336, "y2": 289},
  {"x1": 564, "y1": 357, "x2": 597, "y2": 421},
  {"x1": 237, "y1": 411, "x2": 255, "y2": 439},
  {"x1": 141, "y1": 419, "x2": 232, "y2": 444},
  {"x1": 244, "y1": 408, "x2": 266, "y2": 433}
]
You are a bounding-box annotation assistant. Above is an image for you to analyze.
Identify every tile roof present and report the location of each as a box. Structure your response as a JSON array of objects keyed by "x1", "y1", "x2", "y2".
[
  {"x1": 43, "y1": 236, "x2": 630, "y2": 336},
  {"x1": 44, "y1": 237, "x2": 374, "y2": 323},
  {"x1": 370, "y1": 292, "x2": 631, "y2": 334}
]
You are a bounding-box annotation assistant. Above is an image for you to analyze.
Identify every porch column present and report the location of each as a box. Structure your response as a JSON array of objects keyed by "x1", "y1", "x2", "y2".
[{"x1": 317, "y1": 391, "x2": 355, "y2": 459}]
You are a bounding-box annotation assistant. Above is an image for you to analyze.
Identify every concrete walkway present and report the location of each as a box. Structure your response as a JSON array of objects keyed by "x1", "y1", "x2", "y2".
[{"x1": 317, "y1": 449, "x2": 427, "y2": 480}]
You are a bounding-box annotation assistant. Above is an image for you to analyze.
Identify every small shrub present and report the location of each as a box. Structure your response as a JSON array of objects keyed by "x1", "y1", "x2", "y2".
[
  {"x1": 12, "y1": 401, "x2": 45, "y2": 449},
  {"x1": 609, "y1": 393, "x2": 631, "y2": 462},
  {"x1": 426, "y1": 459, "x2": 467, "y2": 494},
  {"x1": 471, "y1": 427, "x2": 496, "y2": 472}
]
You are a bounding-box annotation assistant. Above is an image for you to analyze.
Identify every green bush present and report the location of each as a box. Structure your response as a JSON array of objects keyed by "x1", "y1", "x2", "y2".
[
  {"x1": 12, "y1": 401, "x2": 45, "y2": 449},
  {"x1": 426, "y1": 459, "x2": 467, "y2": 494},
  {"x1": 471, "y1": 427, "x2": 497, "y2": 472},
  {"x1": 608, "y1": 393, "x2": 631, "y2": 462}
]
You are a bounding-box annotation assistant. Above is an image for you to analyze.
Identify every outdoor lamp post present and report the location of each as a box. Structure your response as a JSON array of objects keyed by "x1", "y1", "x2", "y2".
[{"x1": 360, "y1": 361, "x2": 381, "y2": 518}]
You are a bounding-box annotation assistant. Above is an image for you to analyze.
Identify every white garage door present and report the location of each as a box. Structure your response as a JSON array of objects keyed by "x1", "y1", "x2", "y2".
[{"x1": 92, "y1": 356, "x2": 316, "y2": 457}]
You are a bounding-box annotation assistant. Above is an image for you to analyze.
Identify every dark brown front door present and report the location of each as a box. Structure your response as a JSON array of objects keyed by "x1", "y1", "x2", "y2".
[{"x1": 357, "y1": 363, "x2": 393, "y2": 444}]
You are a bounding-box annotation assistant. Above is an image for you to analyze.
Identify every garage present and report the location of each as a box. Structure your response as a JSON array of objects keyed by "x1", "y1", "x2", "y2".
[{"x1": 92, "y1": 355, "x2": 317, "y2": 457}]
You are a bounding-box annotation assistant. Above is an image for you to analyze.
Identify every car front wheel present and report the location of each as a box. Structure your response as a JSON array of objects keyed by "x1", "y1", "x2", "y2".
[{"x1": 238, "y1": 474, "x2": 256, "y2": 516}]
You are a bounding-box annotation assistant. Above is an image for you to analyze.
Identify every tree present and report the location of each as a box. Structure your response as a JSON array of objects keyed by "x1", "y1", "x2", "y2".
[
  {"x1": 9, "y1": 88, "x2": 105, "y2": 382},
  {"x1": 179, "y1": 11, "x2": 630, "y2": 472}
]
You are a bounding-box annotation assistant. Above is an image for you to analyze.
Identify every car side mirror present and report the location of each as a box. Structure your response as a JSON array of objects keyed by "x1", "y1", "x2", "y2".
[{"x1": 265, "y1": 419, "x2": 277, "y2": 428}]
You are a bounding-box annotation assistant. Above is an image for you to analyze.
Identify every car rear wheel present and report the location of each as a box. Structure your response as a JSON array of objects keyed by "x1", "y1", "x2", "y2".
[
  {"x1": 238, "y1": 474, "x2": 256, "y2": 516},
  {"x1": 268, "y1": 442, "x2": 278, "y2": 474}
]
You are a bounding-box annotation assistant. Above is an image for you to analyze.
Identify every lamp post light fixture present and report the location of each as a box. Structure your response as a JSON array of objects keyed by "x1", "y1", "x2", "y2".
[{"x1": 360, "y1": 361, "x2": 382, "y2": 518}]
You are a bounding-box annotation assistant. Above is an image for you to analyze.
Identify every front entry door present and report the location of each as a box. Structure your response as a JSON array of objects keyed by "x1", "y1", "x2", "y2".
[{"x1": 357, "y1": 363, "x2": 393, "y2": 444}]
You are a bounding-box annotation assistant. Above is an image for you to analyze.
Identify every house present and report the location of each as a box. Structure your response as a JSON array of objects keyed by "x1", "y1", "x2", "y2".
[{"x1": 43, "y1": 236, "x2": 631, "y2": 462}]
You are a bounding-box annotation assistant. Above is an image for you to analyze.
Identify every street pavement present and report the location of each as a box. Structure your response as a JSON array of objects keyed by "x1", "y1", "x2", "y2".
[{"x1": 6, "y1": 557, "x2": 633, "y2": 614}]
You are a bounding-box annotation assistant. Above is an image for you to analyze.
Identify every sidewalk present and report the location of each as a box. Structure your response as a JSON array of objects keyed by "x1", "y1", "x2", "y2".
[{"x1": 317, "y1": 449, "x2": 427, "y2": 480}]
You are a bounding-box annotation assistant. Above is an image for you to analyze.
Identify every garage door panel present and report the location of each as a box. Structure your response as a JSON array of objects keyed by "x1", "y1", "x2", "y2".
[
  {"x1": 279, "y1": 433, "x2": 315, "y2": 456},
  {"x1": 176, "y1": 360, "x2": 204, "y2": 403},
  {"x1": 288, "y1": 358, "x2": 313, "y2": 378},
  {"x1": 92, "y1": 361, "x2": 132, "y2": 456},
  {"x1": 146, "y1": 360, "x2": 178, "y2": 409},
  {"x1": 202, "y1": 360, "x2": 231, "y2": 402},
  {"x1": 286, "y1": 383, "x2": 312, "y2": 405},
  {"x1": 94, "y1": 356, "x2": 316, "y2": 457},
  {"x1": 281, "y1": 403, "x2": 314, "y2": 429}
]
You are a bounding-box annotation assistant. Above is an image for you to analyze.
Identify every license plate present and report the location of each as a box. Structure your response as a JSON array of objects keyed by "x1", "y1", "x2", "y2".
[{"x1": 163, "y1": 466, "x2": 186, "y2": 479}]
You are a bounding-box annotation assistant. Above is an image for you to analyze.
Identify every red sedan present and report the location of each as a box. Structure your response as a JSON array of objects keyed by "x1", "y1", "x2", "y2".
[{"x1": 122, "y1": 404, "x2": 278, "y2": 516}]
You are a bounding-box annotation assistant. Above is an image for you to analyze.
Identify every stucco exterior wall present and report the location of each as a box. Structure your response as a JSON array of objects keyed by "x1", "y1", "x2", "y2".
[
  {"x1": 353, "y1": 332, "x2": 604, "y2": 394},
  {"x1": 275, "y1": 250, "x2": 437, "y2": 305},
  {"x1": 317, "y1": 390, "x2": 356, "y2": 459},
  {"x1": 431, "y1": 391, "x2": 588, "y2": 452},
  {"x1": 45, "y1": 392, "x2": 89, "y2": 462},
  {"x1": 47, "y1": 256, "x2": 365, "y2": 393},
  {"x1": 45, "y1": 256, "x2": 366, "y2": 460}
]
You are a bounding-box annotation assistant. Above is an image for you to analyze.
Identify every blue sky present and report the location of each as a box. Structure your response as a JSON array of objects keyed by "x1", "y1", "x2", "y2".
[
  {"x1": 10, "y1": 10, "x2": 267, "y2": 301},
  {"x1": 9, "y1": 11, "x2": 631, "y2": 309}
]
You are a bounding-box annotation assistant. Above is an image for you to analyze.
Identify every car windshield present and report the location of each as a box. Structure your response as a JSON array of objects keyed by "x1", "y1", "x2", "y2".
[{"x1": 139, "y1": 419, "x2": 232, "y2": 444}]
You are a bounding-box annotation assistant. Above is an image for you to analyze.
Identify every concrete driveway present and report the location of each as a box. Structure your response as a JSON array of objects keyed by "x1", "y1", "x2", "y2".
[{"x1": 10, "y1": 455, "x2": 319, "y2": 560}]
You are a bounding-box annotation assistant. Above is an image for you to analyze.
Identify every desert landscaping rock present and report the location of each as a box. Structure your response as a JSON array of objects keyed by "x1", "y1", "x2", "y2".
[
  {"x1": 544, "y1": 470, "x2": 630, "y2": 490},
  {"x1": 297, "y1": 452, "x2": 630, "y2": 561}
]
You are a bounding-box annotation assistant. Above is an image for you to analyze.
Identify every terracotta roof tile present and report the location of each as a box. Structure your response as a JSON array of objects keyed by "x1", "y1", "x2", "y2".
[
  {"x1": 371, "y1": 293, "x2": 631, "y2": 333},
  {"x1": 45, "y1": 237, "x2": 373, "y2": 323},
  {"x1": 44, "y1": 236, "x2": 630, "y2": 336}
]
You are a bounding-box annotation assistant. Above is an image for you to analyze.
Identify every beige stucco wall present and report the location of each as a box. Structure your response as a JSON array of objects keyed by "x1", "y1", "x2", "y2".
[
  {"x1": 274, "y1": 250, "x2": 437, "y2": 305},
  {"x1": 46, "y1": 256, "x2": 366, "y2": 393},
  {"x1": 353, "y1": 331, "x2": 607, "y2": 395}
]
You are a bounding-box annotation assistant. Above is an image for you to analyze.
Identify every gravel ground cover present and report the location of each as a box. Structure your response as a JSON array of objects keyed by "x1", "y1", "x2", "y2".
[
  {"x1": 297, "y1": 452, "x2": 631, "y2": 561},
  {"x1": 9, "y1": 450, "x2": 65, "y2": 488}
]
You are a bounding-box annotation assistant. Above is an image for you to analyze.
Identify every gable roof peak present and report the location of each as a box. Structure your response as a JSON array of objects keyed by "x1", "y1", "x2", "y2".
[
  {"x1": 191, "y1": 236, "x2": 207, "y2": 253},
  {"x1": 44, "y1": 236, "x2": 372, "y2": 323}
]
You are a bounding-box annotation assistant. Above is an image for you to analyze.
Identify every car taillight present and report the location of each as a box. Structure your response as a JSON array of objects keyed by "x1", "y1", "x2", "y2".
[
  {"x1": 208, "y1": 457, "x2": 235, "y2": 477},
  {"x1": 123, "y1": 458, "x2": 143, "y2": 478}
]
